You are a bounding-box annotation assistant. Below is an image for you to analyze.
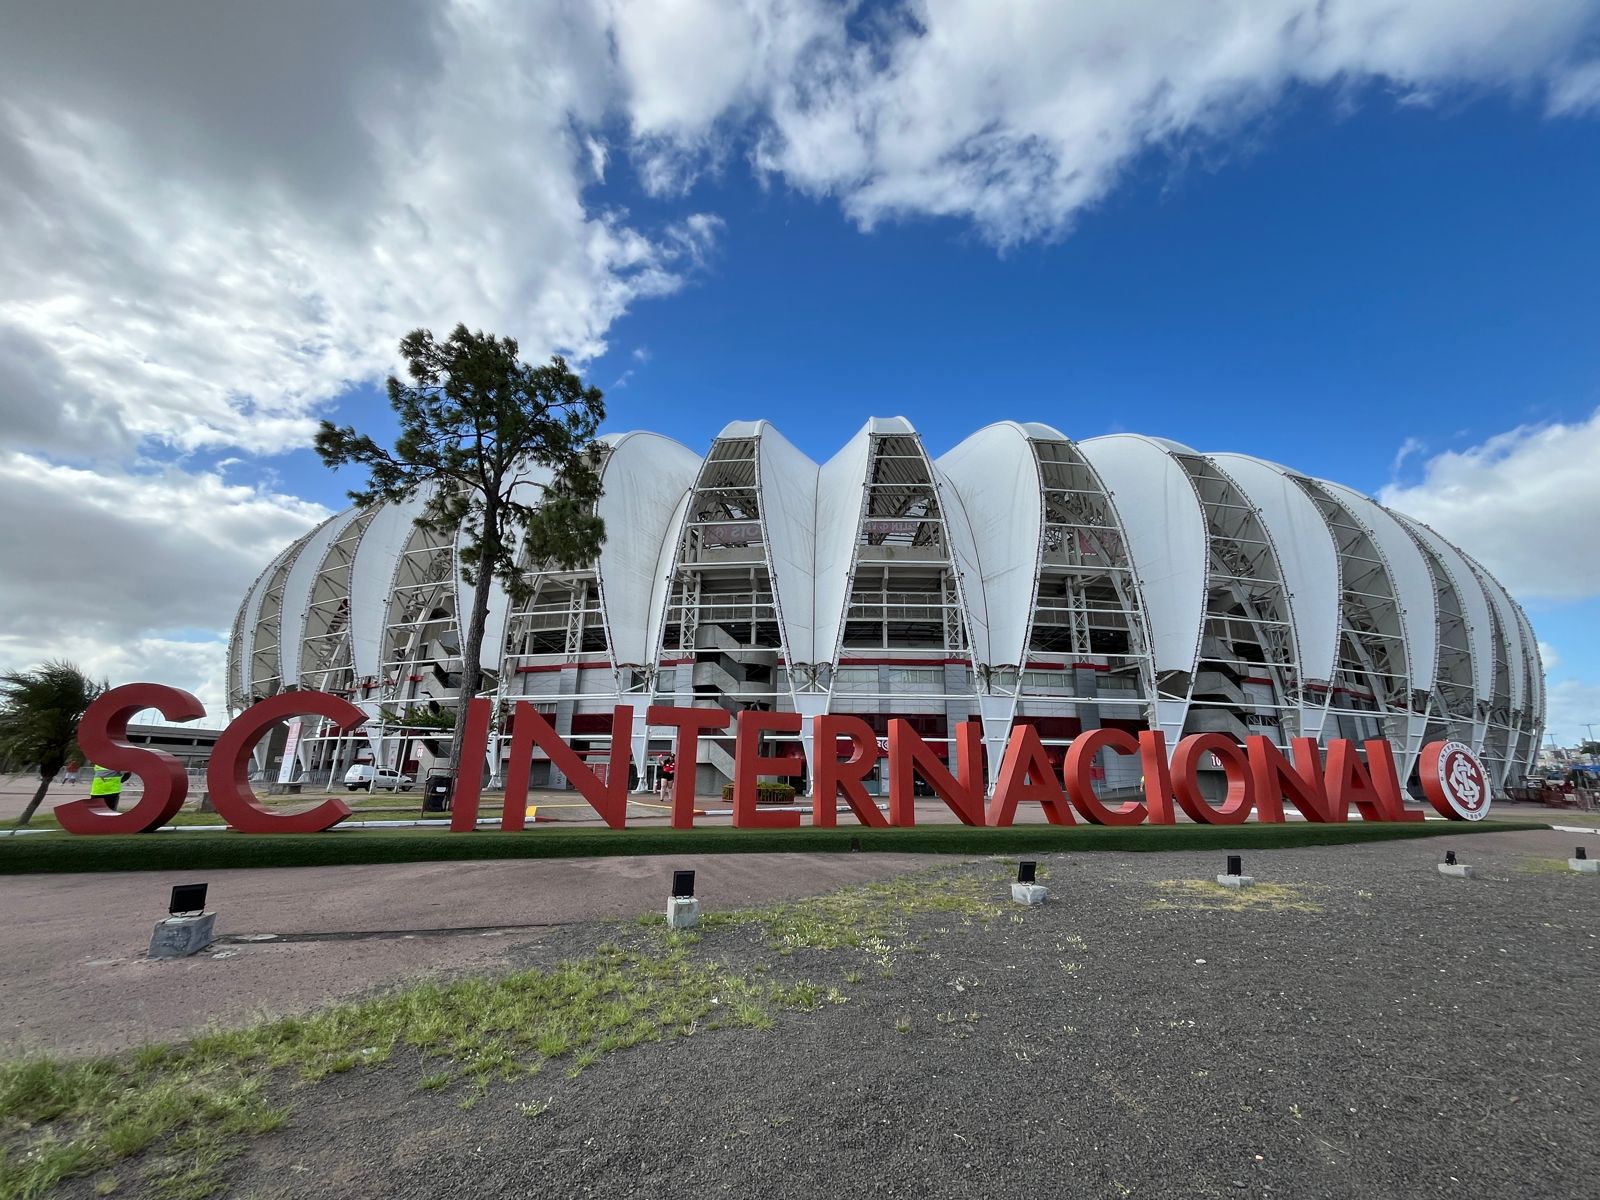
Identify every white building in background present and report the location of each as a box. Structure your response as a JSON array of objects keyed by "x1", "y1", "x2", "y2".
[{"x1": 228, "y1": 419, "x2": 1544, "y2": 797}]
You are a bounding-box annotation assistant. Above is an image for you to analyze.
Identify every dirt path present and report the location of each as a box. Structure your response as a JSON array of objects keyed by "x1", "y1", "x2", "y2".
[{"x1": 0, "y1": 852, "x2": 943, "y2": 1056}]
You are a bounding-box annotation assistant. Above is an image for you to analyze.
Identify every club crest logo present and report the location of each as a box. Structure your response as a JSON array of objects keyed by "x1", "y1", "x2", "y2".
[{"x1": 1425, "y1": 740, "x2": 1491, "y2": 821}]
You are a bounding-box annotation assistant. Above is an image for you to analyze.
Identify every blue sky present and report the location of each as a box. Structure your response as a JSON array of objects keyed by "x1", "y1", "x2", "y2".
[
  {"x1": 2, "y1": 1, "x2": 1598, "y2": 742},
  {"x1": 308, "y1": 90, "x2": 1599, "y2": 490},
  {"x1": 298, "y1": 84, "x2": 1600, "y2": 744}
]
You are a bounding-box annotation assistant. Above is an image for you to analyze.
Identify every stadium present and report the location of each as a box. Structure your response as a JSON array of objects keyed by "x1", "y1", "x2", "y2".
[{"x1": 227, "y1": 419, "x2": 1544, "y2": 801}]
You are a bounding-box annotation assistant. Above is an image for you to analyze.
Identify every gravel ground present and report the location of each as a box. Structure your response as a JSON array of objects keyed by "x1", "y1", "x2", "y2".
[{"x1": 73, "y1": 826, "x2": 1585, "y2": 1200}]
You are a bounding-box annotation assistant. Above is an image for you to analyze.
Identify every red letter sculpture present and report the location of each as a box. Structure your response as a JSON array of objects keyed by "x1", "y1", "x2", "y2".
[
  {"x1": 811, "y1": 715, "x2": 888, "y2": 828},
  {"x1": 502, "y1": 704, "x2": 632, "y2": 831},
  {"x1": 1171, "y1": 733, "x2": 1255, "y2": 824},
  {"x1": 1138, "y1": 731, "x2": 1177, "y2": 824},
  {"x1": 732, "y1": 710, "x2": 805, "y2": 829},
  {"x1": 987, "y1": 724, "x2": 1075, "y2": 826},
  {"x1": 887, "y1": 719, "x2": 985, "y2": 826},
  {"x1": 1063, "y1": 728, "x2": 1146, "y2": 825},
  {"x1": 57, "y1": 683, "x2": 206, "y2": 834},
  {"x1": 646, "y1": 705, "x2": 732, "y2": 829},
  {"x1": 1247, "y1": 736, "x2": 1330, "y2": 823},
  {"x1": 206, "y1": 691, "x2": 359, "y2": 833},
  {"x1": 449, "y1": 698, "x2": 496, "y2": 831}
]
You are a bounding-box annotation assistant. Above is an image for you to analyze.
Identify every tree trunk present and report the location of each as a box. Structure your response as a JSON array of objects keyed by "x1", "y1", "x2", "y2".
[
  {"x1": 15, "y1": 773, "x2": 53, "y2": 828},
  {"x1": 447, "y1": 511, "x2": 497, "y2": 787}
]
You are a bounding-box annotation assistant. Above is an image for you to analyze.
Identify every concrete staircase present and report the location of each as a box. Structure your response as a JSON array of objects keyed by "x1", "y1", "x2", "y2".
[{"x1": 690, "y1": 625, "x2": 780, "y2": 789}]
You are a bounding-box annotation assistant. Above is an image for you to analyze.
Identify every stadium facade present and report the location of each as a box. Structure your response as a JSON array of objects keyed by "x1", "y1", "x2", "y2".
[{"x1": 228, "y1": 419, "x2": 1544, "y2": 798}]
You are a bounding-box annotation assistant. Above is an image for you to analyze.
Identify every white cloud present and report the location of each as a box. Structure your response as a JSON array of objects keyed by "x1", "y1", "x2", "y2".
[
  {"x1": 1390, "y1": 436, "x2": 1426, "y2": 477},
  {"x1": 27, "y1": 635, "x2": 236, "y2": 732},
  {"x1": 1379, "y1": 408, "x2": 1600, "y2": 602},
  {"x1": 610, "y1": 0, "x2": 1600, "y2": 244},
  {"x1": 4, "y1": 1, "x2": 1594, "y2": 463},
  {"x1": 0, "y1": 452, "x2": 327, "y2": 715},
  {"x1": 1549, "y1": 58, "x2": 1600, "y2": 113},
  {"x1": 0, "y1": 2, "x2": 717, "y2": 461},
  {"x1": 1540, "y1": 641, "x2": 1563, "y2": 673}
]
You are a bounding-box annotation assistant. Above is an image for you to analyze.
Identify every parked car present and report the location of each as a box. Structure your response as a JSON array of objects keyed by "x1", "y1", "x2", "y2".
[{"x1": 343, "y1": 764, "x2": 414, "y2": 792}]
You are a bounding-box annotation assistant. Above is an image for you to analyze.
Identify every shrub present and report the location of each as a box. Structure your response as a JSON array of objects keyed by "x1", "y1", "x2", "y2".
[{"x1": 719, "y1": 781, "x2": 798, "y2": 804}]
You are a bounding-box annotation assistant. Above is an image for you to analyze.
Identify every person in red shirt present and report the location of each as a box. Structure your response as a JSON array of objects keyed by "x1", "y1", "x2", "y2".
[{"x1": 657, "y1": 752, "x2": 676, "y2": 799}]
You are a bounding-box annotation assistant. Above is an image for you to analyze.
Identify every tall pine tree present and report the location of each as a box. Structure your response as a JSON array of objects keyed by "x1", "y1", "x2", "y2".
[{"x1": 316, "y1": 325, "x2": 606, "y2": 783}]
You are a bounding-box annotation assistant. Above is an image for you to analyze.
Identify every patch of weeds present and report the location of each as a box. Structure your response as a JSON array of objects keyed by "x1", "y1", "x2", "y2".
[
  {"x1": 769, "y1": 981, "x2": 823, "y2": 1011},
  {"x1": 1144, "y1": 879, "x2": 1323, "y2": 914},
  {"x1": 1517, "y1": 856, "x2": 1575, "y2": 875},
  {"x1": 566, "y1": 1049, "x2": 601, "y2": 1078},
  {"x1": 416, "y1": 1071, "x2": 452, "y2": 1092},
  {"x1": 731, "y1": 1000, "x2": 774, "y2": 1031},
  {"x1": 701, "y1": 867, "x2": 1005, "y2": 965},
  {"x1": 142, "y1": 1129, "x2": 247, "y2": 1200},
  {"x1": 895, "y1": 1016, "x2": 912, "y2": 1034},
  {"x1": 516, "y1": 1097, "x2": 553, "y2": 1120}
]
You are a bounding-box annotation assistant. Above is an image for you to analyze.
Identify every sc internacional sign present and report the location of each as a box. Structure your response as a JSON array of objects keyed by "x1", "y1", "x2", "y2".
[{"x1": 57, "y1": 683, "x2": 1493, "y2": 836}]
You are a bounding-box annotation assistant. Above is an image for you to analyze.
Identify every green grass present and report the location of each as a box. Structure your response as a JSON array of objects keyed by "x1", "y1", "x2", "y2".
[
  {"x1": 0, "y1": 1058, "x2": 286, "y2": 1200},
  {"x1": 0, "y1": 818, "x2": 1543, "y2": 875}
]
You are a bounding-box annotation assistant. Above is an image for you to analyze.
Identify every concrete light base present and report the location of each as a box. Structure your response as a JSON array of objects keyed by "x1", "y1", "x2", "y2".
[
  {"x1": 1216, "y1": 875, "x2": 1255, "y2": 889},
  {"x1": 1438, "y1": 863, "x2": 1475, "y2": 879},
  {"x1": 667, "y1": 897, "x2": 700, "y2": 930},
  {"x1": 1568, "y1": 858, "x2": 1598, "y2": 874},
  {"x1": 1010, "y1": 882, "x2": 1048, "y2": 906},
  {"x1": 149, "y1": 913, "x2": 216, "y2": 959}
]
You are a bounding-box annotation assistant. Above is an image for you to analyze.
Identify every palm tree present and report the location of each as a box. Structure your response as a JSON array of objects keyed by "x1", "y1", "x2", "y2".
[{"x1": 0, "y1": 660, "x2": 105, "y2": 828}]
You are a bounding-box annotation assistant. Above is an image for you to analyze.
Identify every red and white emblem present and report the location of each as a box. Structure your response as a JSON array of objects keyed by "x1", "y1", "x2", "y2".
[{"x1": 1420, "y1": 740, "x2": 1491, "y2": 821}]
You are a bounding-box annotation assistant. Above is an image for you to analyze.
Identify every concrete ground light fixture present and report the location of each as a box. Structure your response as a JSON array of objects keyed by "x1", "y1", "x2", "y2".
[
  {"x1": 1217, "y1": 853, "x2": 1254, "y2": 889},
  {"x1": 149, "y1": 882, "x2": 215, "y2": 958},
  {"x1": 1011, "y1": 860, "x2": 1047, "y2": 906},
  {"x1": 668, "y1": 868, "x2": 699, "y2": 930}
]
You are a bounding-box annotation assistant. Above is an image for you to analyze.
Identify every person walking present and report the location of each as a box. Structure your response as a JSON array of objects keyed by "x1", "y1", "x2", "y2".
[
  {"x1": 62, "y1": 760, "x2": 81, "y2": 786},
  {"x1": 657, "y1": 752, "x2": 676, "y2": 800},
  {"x1": 90, "y1": 762, "x2": 123, "y2": 811}
]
